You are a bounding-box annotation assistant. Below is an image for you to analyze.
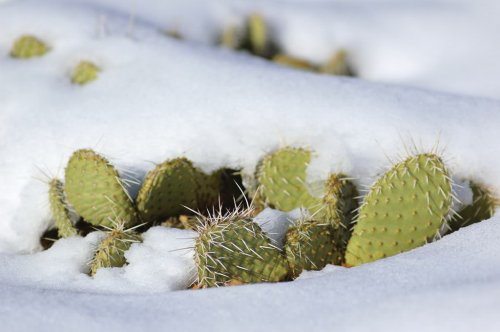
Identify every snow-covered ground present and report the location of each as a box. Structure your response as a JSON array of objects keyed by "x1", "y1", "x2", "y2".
[{"x1": 1, "y1": 0, "x2": 499, "y2": 330}]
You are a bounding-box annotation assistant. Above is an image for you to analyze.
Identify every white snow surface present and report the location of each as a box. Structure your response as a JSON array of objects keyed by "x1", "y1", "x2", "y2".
[{"x1": 1, "y1": 0, "x2": 500, "y2": 330}]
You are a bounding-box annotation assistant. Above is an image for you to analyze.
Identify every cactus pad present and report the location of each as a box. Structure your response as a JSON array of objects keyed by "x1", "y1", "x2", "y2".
[
  {"x1": 48, "y1": 178, "x2": 77, "y2": 238},
  {"x1": 448, "y1": 181, "x2": 497, "y2": 233},
  {"x1": 284, "y1": 219, "x2": 335, "y2": 278},
  {"x1": 256, "y1": 147, "x2": 321, "y2": 212},
  {"x1": 322, "y1": 174, "x2": 359, "y2": 265},
  {"x1": 71, "y1": 61, "x2": 100, "y2": 85},
  {"x1": 136, "y1": 158, "x2": 215, "y2": 223},
  {"x1": 195, "y1": 217, "x2": 289, "y2": 287},
  {"x1": 345, "y1": 154, "x2": 452, "y2": 266},
  {"x1": 65, "y1": 149, "x2": 137, "y2": 228},
  {"x1": 89, "y1": 225, "x2": 142, "y2": 276},
  {"x1": 273, "y1": 54, "x2": 317, "y2": 71},
  {"x1": 10, "y1": 35, "x2": 50, "y2": 58}
]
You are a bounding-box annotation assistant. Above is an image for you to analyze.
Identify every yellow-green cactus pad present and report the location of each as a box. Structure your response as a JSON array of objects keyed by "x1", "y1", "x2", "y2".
[
  {"x1": 136, "y1": 158, "x2": 213, "y2": 223},
  {"x1": 89, "y1": 226, "x2": 142, "y2": 276},
  {"x1": 448, "y1": 181, "x2": 497, "y2": 233},
  {"x1": 320, "y1": 50, "x2": 355, "y2": 76},
  {"x1": 345, "y1": 154, "x2": 452, "y2": 266},
  {"x1": 256, "y1": 147, "x2": 321, "y2": 212},
  {"x1": 10, "y1": 35, "x2": 50, "y2": 58},
  {"x1": 284, "y1": 219, "x2": 335, "y2": 279},
  {"x1": 272, "y1": 54, "x2": 317, "y2": 71},
  {"x1": 195, "y1": 218, "x2": 289, "y2": 287},
  {"x1": 65, "y1": 149, "x2": 137, "y2": 228},
  {"x1": 71, "y1": 61, "x2": 100, "y2": 85},
  {"x1": 322, "y1": 174, "x2": 359, "y2": 265},
  {"x1": 48, "y1": 178, "x2": 77, "y2": 238}
]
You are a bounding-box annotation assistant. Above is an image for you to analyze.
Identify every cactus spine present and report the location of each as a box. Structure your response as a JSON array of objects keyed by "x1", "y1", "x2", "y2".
[
  {"x1": 345, "y1": 154, "x2": 452, "y2": 266},
  {"x1": 194, "y1": 209, "x2": 289, "y2": 287},
  {"x1": 65, "y1": 149, "x2": 137, "y2": 228},
  {"x1": 48, "y1": 178, "x2": 77, "y2": 238},
  {"x1": 10, "y1": 35, "x2": 49, "y2": 58}
]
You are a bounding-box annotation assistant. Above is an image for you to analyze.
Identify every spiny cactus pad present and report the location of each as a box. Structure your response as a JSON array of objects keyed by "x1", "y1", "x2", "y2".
[
  {"x1": 48, "y1": 178, "x2": 77, "y2": 238},
  {"x1": 256, "y1": 147, "x2": 321, "y2": 212},
  {"x1": 136, "y1": 158, "x2": 214, "y2": 223},
  {"x1": 284, "y1": 219, "x2": 335, "y2": 279},
  {"x1": 345, "y1": 154, "x2": 452, "y2": 266},
  {"x1": 322, "y1": 174, "x2": 359, "y2": 265},
  {"x1": 71, "y1": 61, "x2": 100, "y2": 85},
  {"x1": 272, "y1": 54, "x2": 317, "y2": 71},
  {"x1": 10, "y1": 35, "x2": 50, "y2": 58},
  {"x1": 89, "y1": 226, "x2": 142, "y2": 276},
  {"x1": 195, "y1": 218, "x2": 289, "y2": 287},
  {"x1": 448, "y1": 181, "x2": 497, "y2": 233},
  {"x1": 65, "y1": 149, "x2": 137, "y2": 228}
]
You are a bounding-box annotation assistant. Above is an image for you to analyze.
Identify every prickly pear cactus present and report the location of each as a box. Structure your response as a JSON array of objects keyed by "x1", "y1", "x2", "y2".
[
  {"x1": 256, "y1": 147, "x2": 322, "y2": 212},
  {"x1": 71, "y1": 61, "x2": 100, "y2": 85},
  {"x1": 448, "y1": 181, "x2": 497, "y2": 233},
  {"x1": 136, "y1": 158, "x2": 216, "y2": 223},
  {"x1": 320, "y1": 50, "x2": 355, "y2": 77},
  {"x1": 10, "y1": 35, "x2": 49, "y2": 58},
  {"x1": 195, "y1": 215, "x2": 289, "y2": 287},
  {"x1": 65, "y1": 149, "x2": 137, "y2": 228},
  {"x1": 284, "y1": 218, "x2": 335, "y2": 279},
  {"x1": 89, "y1": 224, "x2": 142, "y2": 276},
  {"x1": 272, "y1": 54, "x2": 317, "y2": 71},
  {"x1": 345, "y1": 154, "x2": 452, "y2": 266},
  {"x1": 322, "y1": 174, "x2": 359, "y2": 265},
  {"x1": 48, "y1": 178, "x2": 77, "y2": 238}
]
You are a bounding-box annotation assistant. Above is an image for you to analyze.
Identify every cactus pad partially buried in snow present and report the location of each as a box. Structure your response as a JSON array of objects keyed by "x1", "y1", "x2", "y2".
[
  {"x1": 71, "y1": 61, "x2": 100, "y2": 85},
  {"x1": 65, "y1": 149, "x2": 137, "y2": 228},
  {"x1": 10, "y1": 35, "x2": 50, "y2": 58},
  {"x1": 48, "y1": 178, "x2": 77, "y2": 238},
  {"x1": 345, "y1": 154, "x2": 453, "y2": 266},
  {"x1": 194, "y1": 208, "x2": 289, "y2": 287}
]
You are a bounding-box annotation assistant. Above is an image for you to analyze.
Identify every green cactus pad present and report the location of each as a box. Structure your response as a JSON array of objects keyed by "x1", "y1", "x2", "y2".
[
  {"x1": 89, "y1": 226, "x2": 142, "y2": 276},
  {"x1": 284, "y1": 219, "x2": 335, "y2": 279},
  {"x1": 320, "y1": 50, "x2": 355, "y2": 77},
  {"x1": 256, "y1": 147, "x2": 321, "y2": 212},
  {"x1": 322, "y1": 174, "x2": 359, "y2": 265},
  {"x1": 136, "y1": 158, "x2": 216, "y2": 223},
  {"x1": 10, "y1": 35, "x2": 50, "y2": 58},
  {"x1": 345, "y1": 154, "x2": 452, "y2": 266},
  {"x1": 272, "y1": 54, "x2": 317, "y2": 71},
  {"x1": 48, "y1": 178, "x2": 77, "y2": 238},
  {"x1": 65, "y1": 149, "x2": 137, "y2": 228},
  {"x1": 448, "y1": 181, "x2": 497, "y2": 233},
  {"x1": 71, "y1": 61, "x2": 100, "y2": 85},
  {"x1": 195, "y1": 218, "x2": 289, "y2": 287}
]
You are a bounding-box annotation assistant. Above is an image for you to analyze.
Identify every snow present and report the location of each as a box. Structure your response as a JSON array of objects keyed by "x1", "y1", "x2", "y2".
[{"x1": 1, "y1": 0, "x2": 500, "y2": 330}]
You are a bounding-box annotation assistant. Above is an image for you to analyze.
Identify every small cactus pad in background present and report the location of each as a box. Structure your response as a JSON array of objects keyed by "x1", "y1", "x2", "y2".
[
  {"x1": 247, "y1": 14, "x2": 268, "y2": 56},
  {"x1": 272, "y1": 54, "x2": 317, "y2": 71},
  {"x1": 448, "y1": 181, "x2": 497, "y2": 233},
  {"x1": 194, "y1": 210, "x2": 289, "y2": 287},
  {"x1": 320, "y1": 50, "x2": 355, "y2": 77},
  {"x1": 65, "y1": 149, "x2": 137, "y2": 228},
  {"x1": 256, "y1": 147, "x2": 321, "y2": 212},
  {"x1": 71, "y1": 61, "x2": 100, "y2": 85},
  {"x1": 48, "y1": 178, "x2": 77, "y2": 238},
  {"x1": 136, "y1": 158, "x2": 211, "y2": 223},
  {"x1": 345, "y1": 154, "x2": 452, "y2": 266},
  {"x1": 322, "y1": 174, "x2": 359, "y2": 265},
  {"x1": 284, "y1": 218, "x2": 335, "y2": 279},
  {"x1": 89, "y1": 223, "x2": 142, "y2": 276},
  {"x1": 10, "y1": 35, "x2": 50, "y2": 58}
]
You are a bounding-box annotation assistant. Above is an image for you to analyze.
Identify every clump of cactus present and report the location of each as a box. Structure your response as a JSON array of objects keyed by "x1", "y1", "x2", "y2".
[
  {"x1": 194, "y1": 207, "x2": 289, "y2": 287},
  {"x1": 71, "y1": 61, "x2": 100, "y2": 85},
  {"x1": 10, "y1": 35, "x2": 50, "y2": 58},
  {"x1": 89, "y1": 222, "x2": 142, "y2": 276},
  {"x1": 345, "y1": 154, "x2": 453, "y2": 266}
]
